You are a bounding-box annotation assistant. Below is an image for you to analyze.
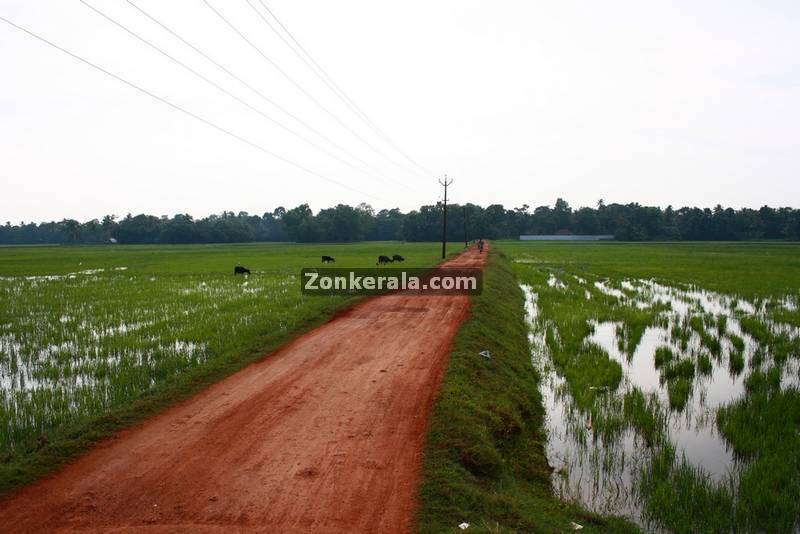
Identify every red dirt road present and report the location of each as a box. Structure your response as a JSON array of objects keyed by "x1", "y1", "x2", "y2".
[{"x1": 0, "y1": 247, "x2": 488, "y2": 533}]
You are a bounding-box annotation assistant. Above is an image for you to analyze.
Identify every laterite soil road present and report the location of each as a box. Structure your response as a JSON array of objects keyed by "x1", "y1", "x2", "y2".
[{"x1": 0, "y1": 245, "x2": 488, "y2": 533}]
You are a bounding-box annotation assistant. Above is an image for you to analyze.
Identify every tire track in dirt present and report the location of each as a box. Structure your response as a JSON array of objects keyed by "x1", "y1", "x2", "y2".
[{"x1": 0, "y1": 246, "x2": 488, "y2": 533}]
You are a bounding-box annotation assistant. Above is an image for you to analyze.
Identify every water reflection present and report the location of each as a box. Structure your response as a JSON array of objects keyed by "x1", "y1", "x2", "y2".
[{"x1": 522, "y1": 279, "x2": 799, "y2": 529}]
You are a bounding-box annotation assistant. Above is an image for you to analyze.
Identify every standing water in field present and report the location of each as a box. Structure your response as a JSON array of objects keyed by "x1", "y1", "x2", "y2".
[
  {"x1": 0, "y1": 270, "x2": 303, "y2": 453},
  {"x1": 521, "y1": 275, "x2": 800, "y2": 531}
]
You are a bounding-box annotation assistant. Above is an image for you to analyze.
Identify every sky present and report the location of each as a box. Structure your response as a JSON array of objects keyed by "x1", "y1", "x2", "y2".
[{"x1": 1, "y1": 0, "x2": 799, "y2": 223}]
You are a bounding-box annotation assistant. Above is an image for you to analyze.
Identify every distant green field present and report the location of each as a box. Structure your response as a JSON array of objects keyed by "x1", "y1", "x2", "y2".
[
  {"x1": 500, "y1": 240, "x2": 800, "y2": 532},
  {"x1": 498, "y1": 240, "x2": 800, "y2": 297},
  {"x1": 0, "y1": 241, "x2": 458, "y2": 491}
]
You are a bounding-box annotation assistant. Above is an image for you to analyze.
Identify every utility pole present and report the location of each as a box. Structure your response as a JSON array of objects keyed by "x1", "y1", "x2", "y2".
[
  {"x1": 439, "y1": 175, "x2": 453, "y2": 259},
  {"x1": 463, "y1": 205, "x2": 468, "y2": 248}
]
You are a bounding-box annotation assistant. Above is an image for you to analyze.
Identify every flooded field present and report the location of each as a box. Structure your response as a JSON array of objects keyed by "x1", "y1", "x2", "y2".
[
  {"x1": 0, "y1": 267, "x2": 304, "y2": 452},
  {"x1": 0, "y1": 242, "x2": 445, "y2": 464},
  {"x1": 507, "y1": 242, "x2": 800, "y2": 533}
]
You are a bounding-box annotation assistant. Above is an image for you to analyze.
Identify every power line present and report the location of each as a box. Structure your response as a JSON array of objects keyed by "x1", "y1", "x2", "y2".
[
  {"x1": 124, "y1": 0, "x2": 405, "y2": 191},
  {"x1": 0, "y1": 14, "x2": 382, "y2": 200},
  {"x1": 202, "y1": 0, "x2": 424, "y2": 181},
  {"x1": 253, "y1": 0, "x2": 435, "y2": 177},
  {"x1": 81, "y1": 0, "x2": 413, "y2": 194}
]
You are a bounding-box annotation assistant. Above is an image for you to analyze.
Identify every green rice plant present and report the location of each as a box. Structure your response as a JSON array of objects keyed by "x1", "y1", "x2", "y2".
[
  {"x1": 770, "y1": 334, "x2": 800, "y2": 365},
  {"x1": 738, "y1": 315, "x2": 800, "y2": 365},
  {"x1": 622, "y1": 388, "x2": 665, "y2": 447},
  {"x1": 749, "y1": 348, "x2": 765, "y2": 369},
  {"x1": 562, "y1": 344, "x2": 624, "y2": 410},
  {"x1": 638, "y1": 443, "x2": 734, "y2": 534},
  {"x1": 738, "y1": 316, "x2": 772, "y2": 346},
  {"x1": 728, "y1": 333, "x2": 745, "y2": 352},
  {"x1": 697, "y1": 351, "x2": 713, "y2": 375},
  {"x1": 654, "y1": 346, "x2": 675, "y2": 368},
  {"x1": 660, "y1": 358, "x2": 695, "y2": 383},
  {"x1": 688, "y1": 315, "x2": 704, "y2": 336},
  {"x1": 716, "y1": 315, "x2": 728, "y2": 336},
  {"x1": 615, "y1": 324, "x2": 626, "y2": 354},
  {"x1": 702, "y1": 312, "x2": 717, "y2": 331},
  {"x1": 743, "y1": 367, "x2": 782, "y2": 397},
  {"x1": 728, "y1": 350, "x2": 745, "y2": 376},
  {"x1": 667, "y1": 378, "x2": 692, "y2": 411},
  {"x1": 653, "y1": 313, "x2": 670, "y2": 329},
  {"x1": 768, "y1": 307, "x2": 800, "y2": 328},
  {"x1": 614, "y1": 304, "x2": 669, "y2": 356},
  {"x1": 720, "y1": 368, "x2": 790, "y2": 454},
  {"x1": 732, "y1": 451, "x2": 800, "y2": 533},
  {"x1": 716, "y1": 373, "x2": 800, "y2": 532},
  {"x1": 670, "y1": 320, "x2": 692, "y2": 352},
  {"x1": 587, "y1": 397, "x2": 628, "y2": 445},
  {"x1": 689, "y1": 315, "x2": 722, "y2": 357}
]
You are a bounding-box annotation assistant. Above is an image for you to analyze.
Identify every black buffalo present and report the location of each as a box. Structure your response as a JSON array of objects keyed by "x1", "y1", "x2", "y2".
[
  {"x1": 376, "y1": 255, "x2": 393, "y2": 265},
  {"x1": 321, "y1": 255, "x2": 335, "y2": 263},
  {"x1": 234, "y1": 265, "x2": 251, "y2": 275},
  {"x1": 392, "y1": 254, "x2": 405, "y2": 262}
]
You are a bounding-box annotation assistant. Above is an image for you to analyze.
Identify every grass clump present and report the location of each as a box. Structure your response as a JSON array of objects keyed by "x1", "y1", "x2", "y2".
[
  {"x1": 416, "y1": 251, "x2": 638, "y2": 533},
  {"x1": 716, "y1": 371, "x2": 800, "y2": 532},
  {"x1": 617, "y1": 306, "x2": 668, "y2": 356},
  {"x1": 690, "y1": 315, "x2": 722, "y2": 356},
  {"x1": 639, "y1": 443, "x2": 734, "y2": 534},
  {"x1": 715, "y1": 315, "x2": 727, "y2": 336},
  {"x1": 562, "y1": 344, "x2": 623, "y2": 409},
  {"x1": 738, "y1": 316, "x2": 771, "y2": 346},
  {"x1": 670, "y1": 321, "x2": 692, "y2": 352},
  {"x1": 729, "y1": 333, "x2": 745, "y2": 352},
  {"x1": 739, "y1": 316, "x2": 800, "y2": 365},
  {"x1": 660, "y1": 358, "x2": 695, "y2": 382},
  {"x1": 771, "y1": 334, "x2": 800, "y2": 365},
  {"x1": 728, "y1": 350, "x2": 745, "y2": 376},
  {"x1": 623, "y1": 388, "x2": 664, "y2": 447},
  {"x1": 697, "y1": 351, "x2": 713, "y2": 375},
  {"x1": 654, "y1": 346, "x2": 675, "y2": 368},
  {"x1": 667, "y1": 378, "x2": 692, "y2": 411},
  {"x1": 769, "y1": 307, "x2": 800, "y2": 328}
]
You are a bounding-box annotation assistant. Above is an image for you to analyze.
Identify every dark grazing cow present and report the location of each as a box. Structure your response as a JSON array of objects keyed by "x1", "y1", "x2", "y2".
[
  {"x1": 376, "y1": 255, "x2": 393, "y2": 266},
  {"x1": 234, "y1": 265, "x2": 251, "y2": 275},
  {"x1": 392, "y1": 254, "x2": 405, "y2": 262},
  {"x1": 321, "y1": 255, "x2": 335, "y2": 263}
]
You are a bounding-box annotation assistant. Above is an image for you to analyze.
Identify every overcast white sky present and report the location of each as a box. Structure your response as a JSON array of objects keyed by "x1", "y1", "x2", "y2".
[{"x1": 1, "y1": 1, "x2": 799, "y2": 223}]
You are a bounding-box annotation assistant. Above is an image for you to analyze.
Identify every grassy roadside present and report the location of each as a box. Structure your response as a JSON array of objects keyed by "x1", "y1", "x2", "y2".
[{"x1": 415, "y1": 249, "x2": 639, "y2": 533}]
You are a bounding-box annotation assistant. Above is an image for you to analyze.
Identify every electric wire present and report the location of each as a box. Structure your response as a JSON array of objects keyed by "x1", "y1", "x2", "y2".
[
  {"x1": 81, "y1": 0, "x2": 414, "y2": 193},
  {"x1": 124, "y1": 0, "x2": 407, "y2": 191},
  {"x1": 253, "y1": 0, "x2": 435, "y2": 177},
  {"x1": 0, "y1": 14, "x2": 383, "y2": 200},
  {"x1": 202, "y1": 0, "x2": 425, "y2": 181}
]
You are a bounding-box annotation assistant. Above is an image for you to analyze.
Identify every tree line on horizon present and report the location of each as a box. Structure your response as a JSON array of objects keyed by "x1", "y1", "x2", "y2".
[{"x1": 2, "y1": 199, "x2": 799, "y2": 245}]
